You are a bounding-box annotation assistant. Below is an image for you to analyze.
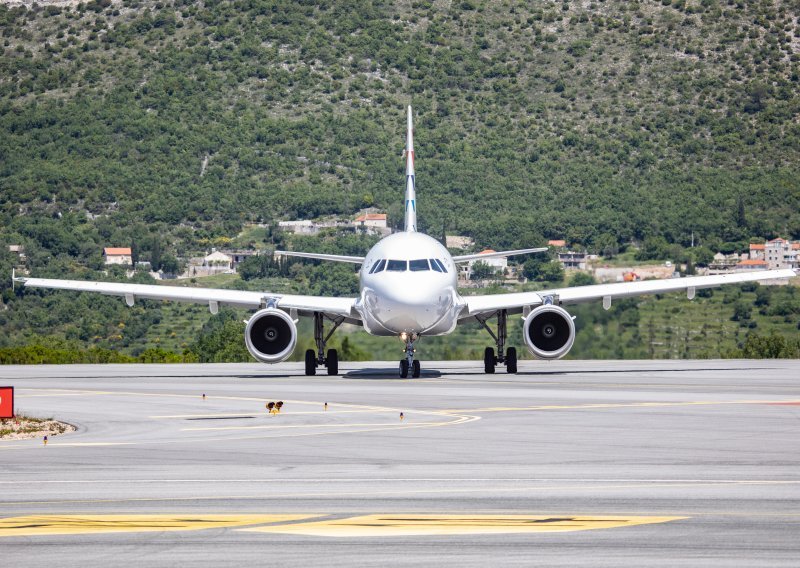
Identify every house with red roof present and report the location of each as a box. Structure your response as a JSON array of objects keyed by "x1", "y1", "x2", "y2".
[{"x1": 103, "y1": 247, "x2": 132, "y2": 266}]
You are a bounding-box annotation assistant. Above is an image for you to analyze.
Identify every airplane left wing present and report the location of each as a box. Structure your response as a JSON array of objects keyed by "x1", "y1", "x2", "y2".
[
  {"x1": 13, "y1": 276, "x2": 359, "y2": 320},
  {"x1": 273, "y1": 250, "x2": 365, "y2": 264},
  {"x1": 462, "y1": 269, "x2": 797, "y2": 318}
]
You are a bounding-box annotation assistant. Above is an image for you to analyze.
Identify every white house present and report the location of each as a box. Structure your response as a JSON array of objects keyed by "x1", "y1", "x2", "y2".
[{"x1": 103, "y1": 247, "x2": 132, "y2": 266}]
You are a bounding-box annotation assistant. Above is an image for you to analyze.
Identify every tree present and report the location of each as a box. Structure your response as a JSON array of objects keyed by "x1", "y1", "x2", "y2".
[
  {"x1": 570, "y1": 272, "x2": 596, "y2": 287},
  {"x1": 470, "y1": 261, "x2": 495, "y2": 280}
]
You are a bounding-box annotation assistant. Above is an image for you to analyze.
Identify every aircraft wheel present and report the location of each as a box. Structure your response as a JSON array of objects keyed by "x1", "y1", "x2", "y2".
[
  {"x1": 506, "y1": 347, "x2": 518, "y2": 374},
  {"x1": 304, "y1": 349, "x2": 316, "y2": 376},
  {"x1": 399, "y1": 359, "x2": 409, "y2": 378},
  {"x1": 484, "y1": 347, "x2": 496, "y2": 374},
  {"x1": 412, "y1": 360, "x2": 421, "y2": 378},
  {"x1": 326, "y1": 349, "x2": 339, "y2": 376}
]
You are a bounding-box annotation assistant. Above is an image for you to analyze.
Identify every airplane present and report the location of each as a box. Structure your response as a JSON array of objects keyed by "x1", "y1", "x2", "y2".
[{"x1": 12, "y1": 107, "x2": 796, "y2": 377}]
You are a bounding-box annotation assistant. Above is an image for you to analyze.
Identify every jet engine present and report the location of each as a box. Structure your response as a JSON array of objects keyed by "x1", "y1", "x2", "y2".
[
  {"x1": 244, "y1": 308, "x2": 297, "y2": 363},
  {"x1": 523, "y1": 305, "x2": 575, "y2": 360}
]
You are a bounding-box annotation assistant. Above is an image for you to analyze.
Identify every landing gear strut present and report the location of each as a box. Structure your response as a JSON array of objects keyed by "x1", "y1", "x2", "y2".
[
  {"x1": 399, "y1": 332, "x2": 421, "y2": 378},
  {"x1": 477, "y1": 309, "x2": 517, "y2": 374},
  {"x1": 304, "y1": 312, "x2": 344, "y2": 376}
]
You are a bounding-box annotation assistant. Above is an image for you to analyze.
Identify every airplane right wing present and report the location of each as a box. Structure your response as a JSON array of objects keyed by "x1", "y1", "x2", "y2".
[
  {"x1": 13, "y1": 275, "x2": 360, "y2": 321},
  {"x1": 461, "y1": 269, "x2": 797, "y2": 318}
]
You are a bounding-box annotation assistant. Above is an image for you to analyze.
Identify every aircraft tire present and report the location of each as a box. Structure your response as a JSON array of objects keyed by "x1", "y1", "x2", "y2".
[
  {"x1": 412, "y1": 360, "x2": 421, "y2": 378},
  {"x1": 399, "y1": 359, "x2": 409, "y2": 378},
  {"x1": 326, "y1": 349, "x2": 338, "y2": 375},
  {"x1": 304, "y1": 349, "x2": 316, "y2": 376},
  {"x1": 506, "y1": 347, "x2": 518, "y2": 374},
  {"x1": 484, "y1": 347, "x2": 496, "y2": 374}
]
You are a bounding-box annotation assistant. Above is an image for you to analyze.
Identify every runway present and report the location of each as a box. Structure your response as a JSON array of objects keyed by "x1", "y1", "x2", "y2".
[{"x1": 1, "y1": 360, "x2": 799, "y2": 566}]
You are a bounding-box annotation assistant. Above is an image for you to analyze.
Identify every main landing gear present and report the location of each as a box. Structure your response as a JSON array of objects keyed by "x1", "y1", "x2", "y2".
[
  {"x1": 304, "y1": 312, "x2": 344, "y2": 376},
  {"x1": 477, "y1": 309, "x2": 517, "y2": 374},
  {"x1": 398, "y1": 332, "x2": 421, "y2": 378}
]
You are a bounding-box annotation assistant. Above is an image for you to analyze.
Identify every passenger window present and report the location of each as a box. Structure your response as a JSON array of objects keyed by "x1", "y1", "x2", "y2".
[
  {"x1": 386, "y1": 259, "x2": 408, "y2": 272},
  {"x1": 409, "y1": 259, "x2": 430, "y2": 272},
  {"x1": 429, "y1": 258, "x2": 443, "y2": 272},
  {"x1": 369, "y1": 259, "x2": 386, "y2": 274}
]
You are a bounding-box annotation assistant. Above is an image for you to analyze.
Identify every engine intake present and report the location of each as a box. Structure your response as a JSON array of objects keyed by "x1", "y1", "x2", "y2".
[
  {"x1": 244, "y1": 308, "x2": 297, "y2": 363},
  {"x1": 523, "y1": 305, "x2": 575, "y2": 360}
]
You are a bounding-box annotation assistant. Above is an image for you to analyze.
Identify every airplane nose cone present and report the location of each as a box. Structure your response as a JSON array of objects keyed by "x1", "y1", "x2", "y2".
[{"x1": 364, "y1": 283, "x2": 454, "y2": 333}]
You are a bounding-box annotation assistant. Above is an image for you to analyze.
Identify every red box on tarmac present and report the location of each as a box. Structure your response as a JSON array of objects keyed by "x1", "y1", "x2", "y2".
[{"x1": 0, "y1": 386, "x2": 14, "y2": 418}]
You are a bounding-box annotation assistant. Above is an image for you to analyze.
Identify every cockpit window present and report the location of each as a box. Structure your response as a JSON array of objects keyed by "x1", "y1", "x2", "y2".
[
  {"x1": 430, "y1": 259, "x2": 443, "y2": 273},
  {"x1": 434, "y1": 259, "x2": 448, "y2": 273},
  {"x1": 409, "y1": 259, "x2": 430, "y2": 272},
  {"x1": 369, "y1": 259, "x2": 386, "y2": 274},
  {"x1": 386, "y1": 259, "x2": 408, "y2": 272}
]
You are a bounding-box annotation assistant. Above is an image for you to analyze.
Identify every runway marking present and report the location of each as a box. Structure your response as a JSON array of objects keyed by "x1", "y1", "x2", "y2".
[
  {"x1": 0, "y1": 514, "x2": 318, "y2": 537},
  {"x1": 240, "y1": 514, "x2": 687, "y2": 537},
  {"x1": 5, "y1": 479, "x2": 799, "y2": 507},
  {"x1": 442, "y1": 399, "x2": 800, "y2": 413},
  {"x1": 180, "y1": 419, "x2": 453, "y2": 432}
]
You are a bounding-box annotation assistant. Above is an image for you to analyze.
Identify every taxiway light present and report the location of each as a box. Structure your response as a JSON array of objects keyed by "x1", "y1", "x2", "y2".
[
  {"x1": 324, "y1": 402, "x2": 328, "y2": 411},
  {"x1": 400, "y1": 412, "x2": 404, "y2": 421},
  {"x1": 276, "y1": 401, "x2": 284, "y2": 412},
  {"x1": 267, "y1": 402, "x2": 275, "y2": 411},
  {"x1": 202, "y1": 393, "x2": 206, "y2": 400},
  {"x1": 43, "y1": 436, "x2": 47, "y2": 446}
]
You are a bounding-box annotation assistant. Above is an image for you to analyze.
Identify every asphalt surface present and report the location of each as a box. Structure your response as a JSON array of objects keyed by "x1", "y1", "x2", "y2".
[{"x1": 1, "y1": 359, "x2": 800, "y2": 566}]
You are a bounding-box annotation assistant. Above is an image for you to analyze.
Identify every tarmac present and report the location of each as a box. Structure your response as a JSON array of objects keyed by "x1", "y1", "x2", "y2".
[{"x1": 1, "y1": 359, "x2": 799, "y2": 566}]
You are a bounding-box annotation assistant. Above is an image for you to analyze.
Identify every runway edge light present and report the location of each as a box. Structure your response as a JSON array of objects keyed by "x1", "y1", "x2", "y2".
[{"x1": 0, "y1": 386, "x2": 14, "y2": 419}]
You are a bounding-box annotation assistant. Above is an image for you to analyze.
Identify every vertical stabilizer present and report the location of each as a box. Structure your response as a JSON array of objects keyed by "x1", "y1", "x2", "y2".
[{"x1": 404, "y1": 105, "x2": 417, "y2": 232}]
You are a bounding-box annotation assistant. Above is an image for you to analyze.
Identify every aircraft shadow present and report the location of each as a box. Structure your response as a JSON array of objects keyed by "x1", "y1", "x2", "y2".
[{"x1": 344, "y1": 368, "x2": 442, "y2": 380}]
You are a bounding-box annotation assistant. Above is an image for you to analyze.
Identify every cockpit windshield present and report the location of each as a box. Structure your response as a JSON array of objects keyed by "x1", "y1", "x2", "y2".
[
  {"x1": 409, "y1": 259, "x2": 430, "y2": 272},
  {"x1": 386, "y1": 259, "x2": 408, "y2": 272},
  {"x1": 369, "y1": 259, "x2": 447, "y2": 274}
]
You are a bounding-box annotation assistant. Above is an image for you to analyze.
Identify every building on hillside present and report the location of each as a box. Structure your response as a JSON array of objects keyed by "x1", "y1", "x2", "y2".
[
  {"x1": 8, "y1": 245, "x2": 25, "y2": 262},
  {"x1": 710, "y1": 252, "x2": 741, "y2": 271},
  {"x1": 220, "y1": 249, "x2": 258, "y2": 267},
  {"x1": 558, "y1": 251, "x2": 588, "y2": 270},
  {"x1": 734, "y1": 259, "x2": 768, "y2": 272},
  {"x1": 353, "y1": 213, "x2": 387, "y2": 228},
  {"x1": 748, "y1": 243, "x2": 765, "y2": 261},
  {"x1": 747, "y1": 238, "x2": 799, "y2": 270},
  {"x1": 203, "y1": 251, "x2": 233, "y2": 269},
  {"x1": 446, "y1": 235, "x2": 474, "y2": 250},
  {"x1": 548, "y1": 239, "x2": 566, "y2": 248},
  {"x1": 278, "y1": 220, "x2": 319, "y2": 235},
  {"x1": 103, "y1": 247, "x2": 132, "y2": 266}
]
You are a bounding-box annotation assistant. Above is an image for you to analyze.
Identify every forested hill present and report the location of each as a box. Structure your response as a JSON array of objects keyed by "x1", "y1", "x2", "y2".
[{"x1": 1, "y1": 0, "x2": 799, "y2": 269}]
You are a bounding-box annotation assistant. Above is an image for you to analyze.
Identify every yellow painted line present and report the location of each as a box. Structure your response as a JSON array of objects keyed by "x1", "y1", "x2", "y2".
[
  {"x1": 0, "y1": 514, "x2": 318, "y2": 537},
  {"x1": 241, "y1": 514, "x2": 687, "y2": 537},
  {"x1": 442, "y1": 399, "x2": 800, "y2": 413}
]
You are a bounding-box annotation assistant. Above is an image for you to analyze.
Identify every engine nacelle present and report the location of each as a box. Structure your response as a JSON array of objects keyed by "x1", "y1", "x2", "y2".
[
  {"x1": 523, "y1": 305, "x2": 575, "y2": 360},
  {"x1": 244, "y1": 308, "x2": 297, "y2": 363}
]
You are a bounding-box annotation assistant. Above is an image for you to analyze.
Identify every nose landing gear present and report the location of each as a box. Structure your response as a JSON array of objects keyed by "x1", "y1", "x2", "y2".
[{"x1": 398, "y1": 332, "x2": 421, "y2": 378}]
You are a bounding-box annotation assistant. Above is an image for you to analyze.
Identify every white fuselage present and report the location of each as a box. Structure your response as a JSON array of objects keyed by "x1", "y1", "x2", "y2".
[{"x1": 355, "y1": 232, "x2": 463, "y2": 337}]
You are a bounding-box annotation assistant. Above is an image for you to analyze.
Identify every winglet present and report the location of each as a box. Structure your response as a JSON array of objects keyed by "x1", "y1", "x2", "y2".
[
  {"x1": 404, "y1": 105, "x2": 417, "y2": 233},
  {"x1": 11, "y1": 267, "x2": 26, "y2": 291}
]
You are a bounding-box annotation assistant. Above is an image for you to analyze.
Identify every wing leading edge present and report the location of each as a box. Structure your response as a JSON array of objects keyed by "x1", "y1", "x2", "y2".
[{"x1": 462, "y1": 269, "x2": 797, "y2": 317}]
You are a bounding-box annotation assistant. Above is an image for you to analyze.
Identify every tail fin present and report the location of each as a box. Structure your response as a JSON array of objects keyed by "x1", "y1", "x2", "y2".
[{"x1": 404, "y1": 105, "x2": 417, "y2": 232}]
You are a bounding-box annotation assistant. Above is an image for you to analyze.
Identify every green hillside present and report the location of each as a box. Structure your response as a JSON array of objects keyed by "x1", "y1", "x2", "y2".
[{"x1": 1, "y1": 0, "x2": 799, "y2": 361}]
